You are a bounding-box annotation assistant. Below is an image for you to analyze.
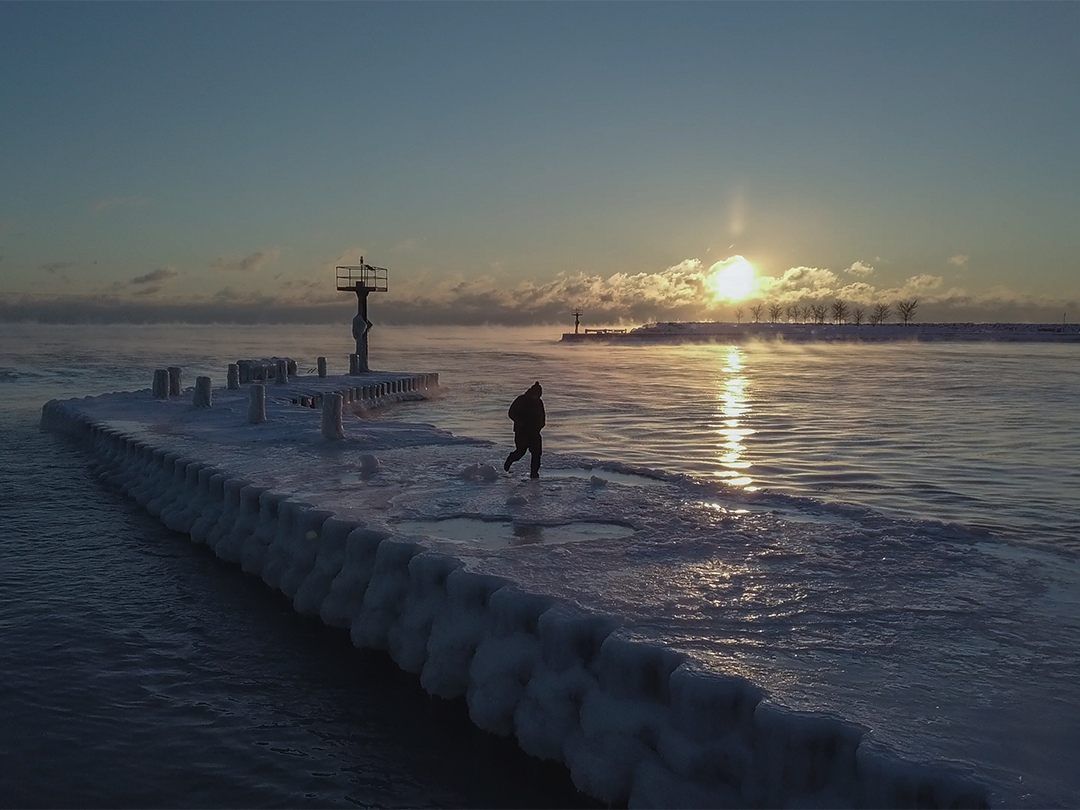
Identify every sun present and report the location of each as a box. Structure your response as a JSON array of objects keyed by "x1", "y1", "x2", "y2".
[{"x1": 706, "y1": 256, "x2": 757, "y2": 302}]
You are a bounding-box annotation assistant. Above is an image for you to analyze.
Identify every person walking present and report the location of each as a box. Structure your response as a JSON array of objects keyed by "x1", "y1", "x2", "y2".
[{"x1": 504, "y1": 381, "x2": 545, "y2": 478}]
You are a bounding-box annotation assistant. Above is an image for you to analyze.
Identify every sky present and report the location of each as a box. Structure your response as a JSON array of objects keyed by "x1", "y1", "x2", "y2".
[{"x1": 1, "y1": 2, "x2": 1078, "y2": 325}]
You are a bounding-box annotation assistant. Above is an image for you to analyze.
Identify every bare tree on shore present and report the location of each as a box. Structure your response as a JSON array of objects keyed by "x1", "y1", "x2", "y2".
[
  {"x1": 811, "y1": 303, "x2": 828, "y2": 324},
  {"x1": 802, "y1": 305, "x2": 813, "y2": 323},
  {"x1": 832, "y1": 299, "x2": 849, "y2": 325},
  {"x1": 786, "y1": 304, "x2": 800, "y2": 323},
  {"x1": 734, "y1": 306, "x2": 743, "y2": 324},
  {"x1": 853, "y1": 307, "x2": 865, "y2": 326},
  {"x1": 897, "y1": 298, "x2": 919, "y2": 325},
  {"x1": 871, "y1": 302, "x2": 891, "y2": 325},
  {"x1": 750, "y1": 303, "x2": 763, "y2": 323}
]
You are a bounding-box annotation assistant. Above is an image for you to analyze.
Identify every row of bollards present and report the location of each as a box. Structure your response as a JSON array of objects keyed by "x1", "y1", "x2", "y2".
[
  {"x1": 151, "y1": 360, "x2": 438, "y2": 438},
  {"x1": 236, "y1": 358, "x2": 297, "y2": 384}
]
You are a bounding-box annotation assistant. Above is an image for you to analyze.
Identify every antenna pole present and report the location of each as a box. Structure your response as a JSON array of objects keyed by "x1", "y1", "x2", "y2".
[{"x1": 572, "y1": 309, "x2": 582, "y2": 335}]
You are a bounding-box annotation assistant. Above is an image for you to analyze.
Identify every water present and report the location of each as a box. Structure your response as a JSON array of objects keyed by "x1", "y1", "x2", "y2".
[{"x1": 2, "y1": 323, "x2": 1079, "y2": 806}]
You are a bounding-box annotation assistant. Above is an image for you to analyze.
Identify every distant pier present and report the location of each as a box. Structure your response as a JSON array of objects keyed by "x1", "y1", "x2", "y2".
[{"x1": 562, "y1": 321, "x2": 1080, "y2": 343}]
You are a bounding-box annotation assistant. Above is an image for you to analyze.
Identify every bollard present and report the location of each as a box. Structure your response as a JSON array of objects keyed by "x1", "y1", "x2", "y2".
[
  {"x1": 248, "y1": 384, "x2": 266, "y2": 424},
  {"x1": 287, "y1": 359, "x2": 297, "y2": 377},
  {"x1": 237, "y1": 360, "x2": 252, "y2": 384},
  {"x1": 275, "y1": 359, "x2": 288, "y2": 384},
  {"x1": 321, "y1": 393, "x2": 344, "y2": 440},
  {"x1": 348, "y1": 354, "x2": 360, "y2": 375},
  {"x1": 152, "y1": 369, "x2": 170, "y2": 400},
  {"x1": 193, "y1": 376, "x2": 212, "y2": 408},
  {"x1": 227, "y1": 363, "x2": 240, "y2": 390},
  {"x1": 317, "y1": 356, "x2": 327, "y2": 378},
  {"x1": 167, "y1": 366, "x2": 182, "y2": 397}
]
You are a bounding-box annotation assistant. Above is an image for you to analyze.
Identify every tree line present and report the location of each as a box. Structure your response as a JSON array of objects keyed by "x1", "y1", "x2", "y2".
[{"x1": 735, "y1": 298, "x2": 919, "y2": 326}]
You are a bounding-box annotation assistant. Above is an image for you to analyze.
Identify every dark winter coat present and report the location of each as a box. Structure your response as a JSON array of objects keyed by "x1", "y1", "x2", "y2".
[{"x1": 508, "y1": 385, "x2": 545, "y2": 437}]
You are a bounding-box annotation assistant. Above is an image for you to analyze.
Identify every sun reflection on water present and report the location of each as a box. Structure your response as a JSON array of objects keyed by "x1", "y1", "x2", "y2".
[{"x1": 715, "y1": 346, "x2": 757, "y2": 490}]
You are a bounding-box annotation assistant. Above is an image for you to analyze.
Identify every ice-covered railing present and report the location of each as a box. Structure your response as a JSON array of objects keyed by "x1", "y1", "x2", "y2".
[{"x1": 40, "y1": 397, "x2": 990, "y2": 809}]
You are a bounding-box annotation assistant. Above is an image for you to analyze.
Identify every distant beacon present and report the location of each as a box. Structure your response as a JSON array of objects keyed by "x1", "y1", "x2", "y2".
[{"x1": 336, "y1": 256, "x2": 388, "y2": 374}]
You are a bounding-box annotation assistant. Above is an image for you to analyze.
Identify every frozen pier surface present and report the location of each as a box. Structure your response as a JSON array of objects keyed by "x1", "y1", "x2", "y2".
[{"x1": 40, "y1": 380, "x2": 996, "y2": 809}]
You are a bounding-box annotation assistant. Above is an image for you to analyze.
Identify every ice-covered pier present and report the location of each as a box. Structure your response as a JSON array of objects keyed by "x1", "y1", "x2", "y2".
[{"x1": 41, "y1": 363, "x2": 991, "y2": 809}]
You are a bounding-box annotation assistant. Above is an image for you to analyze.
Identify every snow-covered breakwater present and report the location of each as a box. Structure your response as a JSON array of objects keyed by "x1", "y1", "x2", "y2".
[
  {"x1": 40, "y1": 380, "x2": 990, "y2": 808},
  {"x1": 562, "y1": 321, "x2": 1080, "y2": 343}
]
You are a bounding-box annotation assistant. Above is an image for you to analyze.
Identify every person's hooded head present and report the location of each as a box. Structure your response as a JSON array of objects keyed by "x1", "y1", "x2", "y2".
[{"x1": 527, "y1": 381, "x2": 543, "y2": 398}]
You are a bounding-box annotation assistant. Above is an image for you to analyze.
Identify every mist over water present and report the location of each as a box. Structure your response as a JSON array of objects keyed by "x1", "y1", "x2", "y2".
[
  {"x1": 3, "y1": 323, "x2": 1079, "y2": 806},
  {"x1": 4, "y1": 322, "x2": 1077, "y2": 556}
]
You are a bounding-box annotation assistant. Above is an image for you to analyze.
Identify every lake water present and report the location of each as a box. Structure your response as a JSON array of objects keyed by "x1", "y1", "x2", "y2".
[{"x1": 2, "y1": 323, "x2": 1078, "y2": 806}]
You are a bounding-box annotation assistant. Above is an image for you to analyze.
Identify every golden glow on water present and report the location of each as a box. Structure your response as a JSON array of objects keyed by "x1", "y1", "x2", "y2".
[
  {"x1": 715, "y1": 346, "x2": 757, "y2": 490},
  {"x1": 705, "y1": 256, "x2": 757, "y2": 302}
]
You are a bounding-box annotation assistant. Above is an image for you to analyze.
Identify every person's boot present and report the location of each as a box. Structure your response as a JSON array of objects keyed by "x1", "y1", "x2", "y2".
[
  {"x1": 530, "y1": 470, "x2": 540, "y2": 479},
  {"x1": 504, "y1": 455, "x2": 513, "y2": 472}
]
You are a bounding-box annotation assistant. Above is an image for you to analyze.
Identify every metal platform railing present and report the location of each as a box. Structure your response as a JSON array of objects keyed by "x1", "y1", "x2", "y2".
[{"x1": 336, "y1": 264, "x2": 388, "y2": 292}]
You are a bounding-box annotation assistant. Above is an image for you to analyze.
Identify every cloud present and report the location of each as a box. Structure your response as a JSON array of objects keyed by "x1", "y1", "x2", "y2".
[
  {"x1": 129, "y1": 266, "x2": 178, "y2": 285},
  {"x1": 948, "y1": 254, "x2": 969, "y2": 267},
  {"x1": 210, "y1": 249, "x2": 280, "y2": 273},
  {"x1": 845, "y1": 260, "x2": 875, "y2": 277},
  {"x1": 759, "y1": 266, "x2": 839, "y2": 301},
  {"x1": 39, "y1": 261, "x2": 75, "y2": 274},
  {"x1": 904, "y1": 273, "x2": 944, "y2": 292},
  {"x1": 1, "y1": 256, "x2": 1075, "y2": 325},
  {"x1": 92, "y1": 195, "x2": 149, "y2": 213}
]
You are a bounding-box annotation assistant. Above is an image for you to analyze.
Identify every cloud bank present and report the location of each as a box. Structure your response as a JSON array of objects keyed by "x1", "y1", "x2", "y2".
[{"x1": 0, "y1": 257, "x2": 1074, "y2": 325}]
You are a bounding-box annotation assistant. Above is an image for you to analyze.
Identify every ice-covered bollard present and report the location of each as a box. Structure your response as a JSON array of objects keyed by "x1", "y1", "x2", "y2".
[
  {"x1": 248, "y1": 384, "x2": 266, "y2": 424},
  {"x1": 274, "y1": 359, "x2": 288, "y2": 384},
  {"x1": 237, "y1": 360, "x2": 252, "y2": 384},
  {"x1": 317, "y1": 356, "x2": 327, "y2": 378},
  {"x1": 287, "y1": 359, "x2": 297, "y2": 377},
  {"x1": 321, "y1": 393, "x2": 344, "y2": 440},
  {"x1": 349, "y1": 353, "x2": 360, "y2": 375},
  {"x1": 167, "y1": 366, "x2": 182, "y2": 397},
  {"x1": 227, "y1": 363, "x2": 240, "y2": 390},
  {"x1": 152, "y1": 369, "x2": 170, "y2": 400},
  {"x1": 192, "y1": 376, "x2": 212, "y2": 408},
  {"x1": 358, "y1": 454, "x2": 380, "y2": 477}
]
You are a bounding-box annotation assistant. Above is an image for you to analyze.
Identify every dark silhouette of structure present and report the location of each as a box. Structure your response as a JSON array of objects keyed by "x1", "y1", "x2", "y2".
[
  {"x1": 504, "y1": 382, "x2": 546, "y2": 478},
  {"x1": 572, "y1": 309, "x2": 583, "y2": 335},
  {"x1": 336, "y1": 257, "x2": 388, "y2": 373}
]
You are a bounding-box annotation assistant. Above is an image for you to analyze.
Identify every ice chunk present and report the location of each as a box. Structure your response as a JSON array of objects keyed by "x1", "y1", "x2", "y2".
[{"x1": 460, "y1": 462, "x2": 498, "y2": 482}]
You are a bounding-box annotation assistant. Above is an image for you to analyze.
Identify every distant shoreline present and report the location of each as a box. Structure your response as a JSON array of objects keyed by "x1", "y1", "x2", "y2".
[{"x1": 562, "y1": 321, "x2": 1080, "y2": 343}]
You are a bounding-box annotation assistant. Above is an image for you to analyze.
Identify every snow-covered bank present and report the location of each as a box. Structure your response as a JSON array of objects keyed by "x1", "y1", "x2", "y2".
[
  {"x1": 40, "y1": 379, "x2": 991, "y2": 809},
  {"x1": 562, "y1": 321, "x2": 1080, "y2": 343}
]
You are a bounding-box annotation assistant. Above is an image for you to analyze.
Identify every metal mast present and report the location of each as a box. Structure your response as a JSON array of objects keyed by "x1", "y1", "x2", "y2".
[{"x1": 336, "y1": 256, "x2": 388, "y2": 373}]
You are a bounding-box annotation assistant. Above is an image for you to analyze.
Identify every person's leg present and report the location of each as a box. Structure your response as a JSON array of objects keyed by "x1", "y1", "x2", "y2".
[
  {"x1": 529, "y1": 434, "x2": 542, "y2": 477},
  {"x1": 505, "y1": 433, "x2": 529, "y2": 471}
]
